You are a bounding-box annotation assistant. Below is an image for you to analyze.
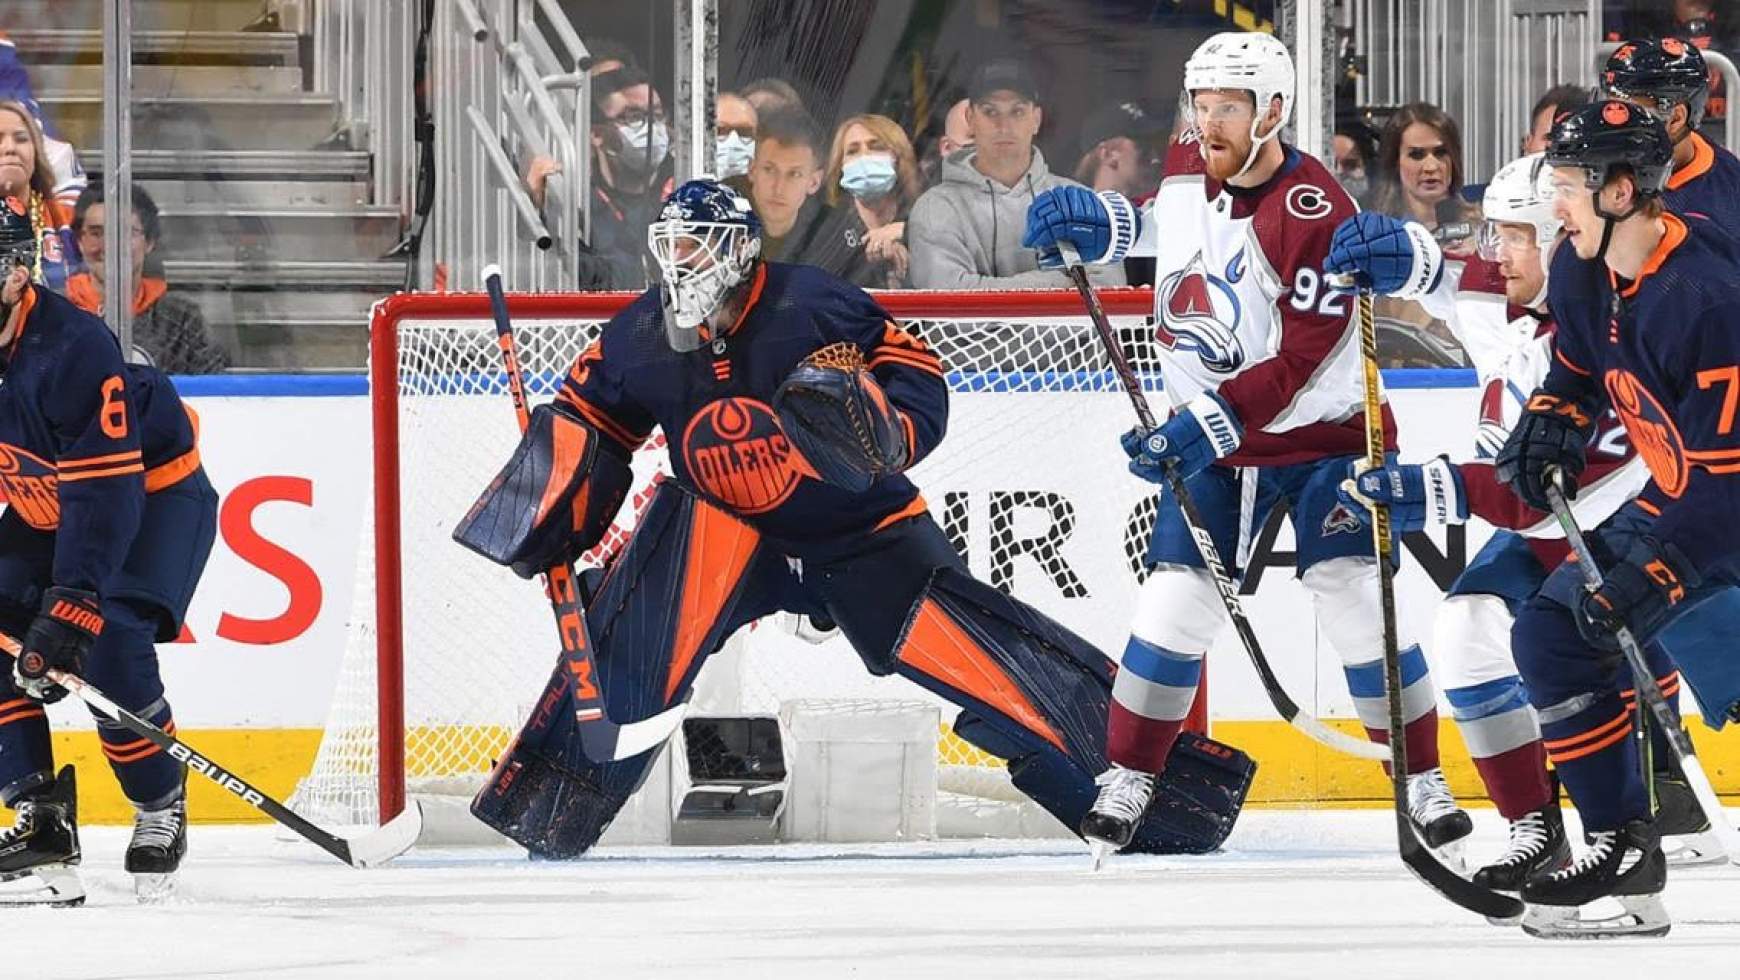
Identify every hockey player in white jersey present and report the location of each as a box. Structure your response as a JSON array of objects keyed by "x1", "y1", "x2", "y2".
[{"x1": 1023, "y1": 32, "x2": 1469, "y2": 857}]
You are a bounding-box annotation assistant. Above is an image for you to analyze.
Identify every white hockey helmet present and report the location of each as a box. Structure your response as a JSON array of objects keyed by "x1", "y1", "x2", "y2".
[
  {"x1": 1182, "y1": 32, "x2": 1295, "y2": 176},
  {"x1": 1478, "y1": 152, "x2": 1561, "y2": 300}
]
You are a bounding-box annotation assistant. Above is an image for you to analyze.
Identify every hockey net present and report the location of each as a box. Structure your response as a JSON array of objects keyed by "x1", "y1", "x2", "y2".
[{"x1": 296, "y1": 287, "x2": 1175, "y2": 836}]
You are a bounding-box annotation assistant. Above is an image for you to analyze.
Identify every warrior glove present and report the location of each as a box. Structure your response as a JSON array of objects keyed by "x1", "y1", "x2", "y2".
[{"x1": 15, "y1": 587, "x2": 103, "y2": 704}]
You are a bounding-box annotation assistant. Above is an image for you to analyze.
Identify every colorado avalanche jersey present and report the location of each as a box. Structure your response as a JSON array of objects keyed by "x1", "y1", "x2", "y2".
[
  {"x1": 557, "y1": 261, "x2": 947, "y2": 548},
  {"x1": 1448, "y1": 263, "x2": 1646, "y2": 549},
  {"x1": 1128, "y1": 135, "x2": 1391, "y2": 466},
  {"x1": 0, "y1": 285, "x2": 200, "y2": 594},
  {"x1": 1543, "y1": 212, "x2": 1740, "y2": 576}
]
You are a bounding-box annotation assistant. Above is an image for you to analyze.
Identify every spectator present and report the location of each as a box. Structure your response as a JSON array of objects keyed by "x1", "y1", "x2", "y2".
[
  {"x1": 1368, "y1": 103, "x2": 1478, "y2": 254},
  {"x1": 1072, "y1": 101, "x2": 1165, "y2": 200},
  {"x1": 824, "y1": 114, "x2": 923, "y2": 287},
  {"x1": 0, "y1": 34, "x2": 87, "y2": 209},
  {"x1": 739, "y1": 108, "x2": 866, "y2": 281},
  {"x1": 908, "y1": 60, "x2": 1124, "y2": 289},
  {"x1": 920, "y1": 98, "x2": 973, "y2": 188},
  {"x1": 1331, "y1": 120, "x2": 1379, "y2": 202},
  {"x1": 715, "y1": 92, "x2": 758, "y2": 179},
  {"x1": 1521, "y1": 83, "x2": 1589, "y2": 154},
  {"x1": 66, "y1": 183, "x2": 228, "y2": 373},
  {"x1": 526, "y1": 67, "x2": 672, "y2": 289},
  {"x1": 0, "y1": 99, "x2": 73, "y2": 292},
  {"x1": 581, "y1": 37, "x2": 640, "y2": 77},
  {"x1": 740, "y1": 77, "x2": 804, "y2": 117}
]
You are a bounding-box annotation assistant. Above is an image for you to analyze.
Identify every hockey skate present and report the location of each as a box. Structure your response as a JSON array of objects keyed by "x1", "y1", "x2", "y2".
[
  {"x1": 0, "y1": 765, "x2": 83, "y2": 907},
  {"x1": 127, "y1": 794, "x2": 187, "y2": 903},
  {"x1": 1471, "y1": 802, "x2": 1570, "y2": 925},
  {"x1": 1654, "y1": 774, "x2": 1726, "y2": 867},
  {"x1": 1406, "y1": 767, "x2": 1473, "y2": 871},
  {"x1": 1081, "y1": 765, "x2": 1154, "y2": 870},
  {"x1": 1520, "y1": 818, "x2": 1669, "y2": 939}
]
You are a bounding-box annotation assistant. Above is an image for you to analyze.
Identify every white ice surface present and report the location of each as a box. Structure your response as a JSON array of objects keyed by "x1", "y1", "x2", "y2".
[{"x1": 34, "y1": 808, "x2": 1740, "y2": 980}]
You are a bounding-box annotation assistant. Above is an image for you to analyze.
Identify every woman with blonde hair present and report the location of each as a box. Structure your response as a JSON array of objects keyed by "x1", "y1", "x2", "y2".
[
  {"x1": 0, "y1": 99, "x2": 74, "y2": 290},
  {"x1": 824, "y1": 114, "x2": 922, "y2": 287}
]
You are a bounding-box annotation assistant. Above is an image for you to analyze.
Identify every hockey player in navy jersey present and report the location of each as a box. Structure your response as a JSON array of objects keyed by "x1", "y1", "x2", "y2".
[
  {"x1": 1497, "y1": 102, "x2": 1740, "y2": 938},
  {"x1": 1021, "y1": 32, "x2": 1469, "y2": 860},
  {"x1": 1603, "y1": 36, "x2": 1740, "y2": 228},
  {"x1": 453, "y1": 178, "x2": 1255, "y2": 860},
  {"x1": 0, "y1": 199, "x2": 217, "y2": 906}
]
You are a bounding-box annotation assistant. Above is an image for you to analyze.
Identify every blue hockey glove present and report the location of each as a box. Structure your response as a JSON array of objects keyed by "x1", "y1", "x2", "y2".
[
  {"x1": 1023, "y1": 187, "x2": 1139, "y2": 268},
  {"x1": 1336, "y1": 456, "x2": 1468, "y2": 533},
  {"x1": 1494, "y1": 391, "x2": 1593, "y2": 512},
  {"x1": 1324, "y1": 212, "x2": 1444, "y2": 300},
  {"x1": 1575, "y1": 537, "x2": 1698, "y2": 652},
  {"x1": 1122, "y1": 394, "x2": 1243, "y2": 484}
]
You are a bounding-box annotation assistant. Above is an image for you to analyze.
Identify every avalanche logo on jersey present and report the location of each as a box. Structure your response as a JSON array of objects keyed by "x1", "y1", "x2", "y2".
[
  {"x1": 1605, "y1": 369, "x2": 1688, "y2": 496},
  {"x1": 1156, "y1": 249, "x2": 1246, "y2": 374},
  {"x1": 681, "y1": 397, "x2": 804, "y2": 514},
  {"x1": 0, "y1": 443, "x2": 59, "y2": 529},
  {"x1": 1321, "y1": 503, "x2": 1363, "y2": 536}
]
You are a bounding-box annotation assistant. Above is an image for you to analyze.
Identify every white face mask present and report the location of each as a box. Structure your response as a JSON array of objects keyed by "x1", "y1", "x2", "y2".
[
  {"x1": 715, "y1": 132, "x2": 755, "y2": 178},
  {"x1": 611, "y1": 118, "x2": 671, "y2": 178}
]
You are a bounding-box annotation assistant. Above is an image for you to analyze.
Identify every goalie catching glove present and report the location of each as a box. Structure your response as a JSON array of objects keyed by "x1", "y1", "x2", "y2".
[
  {"x1": 452, "y1": 400, "x2": 633, "y2": 578},
  {"x1": 774, "y1": 342, "x2": 910, "y2": 493}
]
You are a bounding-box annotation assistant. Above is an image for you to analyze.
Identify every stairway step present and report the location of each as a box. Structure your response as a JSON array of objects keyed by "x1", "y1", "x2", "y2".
[
  {"x1": 33, "y1": 64, "x2": 304, "y2": 97},
  {"x1": 2, "y1": 1, "x2": 274, "y2": 34},
  {"x1": 83, "y1": 149, "x2": 370, "y2": 181},
  {"x1": 44, "y1": 94, "x2": 341, "y2": 151},
  {"x1": 4, "y1": 29, "x2": 301, "y2": 66},
  {"x1": 156, "y1": 206, "x2": 405, "y2": 261},
  {"x1": 165, "y1": 258, "x2": 406, "y2": 291}
]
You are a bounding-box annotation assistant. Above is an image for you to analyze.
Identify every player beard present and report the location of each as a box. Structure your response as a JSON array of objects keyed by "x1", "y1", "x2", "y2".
[{"x1": 1201, "y1": 132, "x2": 1256, "y2": 182}]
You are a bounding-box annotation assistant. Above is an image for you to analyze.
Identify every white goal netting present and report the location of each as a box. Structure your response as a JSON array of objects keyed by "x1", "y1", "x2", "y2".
[{"x1": 293, "y1": 292, "x2": 1168, "y2": 833}]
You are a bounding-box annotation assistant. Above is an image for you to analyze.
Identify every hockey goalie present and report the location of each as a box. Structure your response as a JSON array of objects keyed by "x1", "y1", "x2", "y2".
[{"x1": 451, "y1": 178, "x2": 1256, "y2": 859}]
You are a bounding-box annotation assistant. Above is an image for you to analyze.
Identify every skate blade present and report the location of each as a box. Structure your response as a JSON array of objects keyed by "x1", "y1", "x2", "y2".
[
  {"x1": 1426, "y1": 835, "x2": 1469, "y2": 877},
  {"x1": 0, "y1": 864, "x2": 85, "y2": 907},
  {"x1": 1663, "y1": 830, "x2": 1727, "y2": 868},
  {"x1": 1089, "y1": 839, "x2": 1115, "y2": 872},
  {"x1": 134, "y1": 872, "x2": 178, "y2": 904},
  {"x1": 1521, "y1": 894, "x2": 1671, "y2": 940}
]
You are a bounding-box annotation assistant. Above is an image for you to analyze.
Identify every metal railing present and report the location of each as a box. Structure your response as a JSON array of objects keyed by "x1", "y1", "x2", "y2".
[
  {"x1": 313, "y1": 0, "x2": 418, "y2": 213},
  {"x1": 422, "y1": 0, "x2": 590, "y2": 292},
  {"x1": 1594, "y1": 43, "x2": 1740, "y2": 151},
  {"x1": 1355, "y1": 0, "x2": 1602, "y2": 181}
]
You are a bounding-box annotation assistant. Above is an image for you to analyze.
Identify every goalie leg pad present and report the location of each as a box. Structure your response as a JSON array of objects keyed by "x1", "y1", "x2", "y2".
[
  {"x1": 893, "y1": 565, "x2": 1253, "y2": 853},
  {"x1": 774, "y1": 342, "x2": 909, "y2": 493},
  {"x1": 453, "y1": 401, "x2": 633, "y2": 578},
  {"x1": 471, "y1": 482, "x2": 791, "y2": 856}
]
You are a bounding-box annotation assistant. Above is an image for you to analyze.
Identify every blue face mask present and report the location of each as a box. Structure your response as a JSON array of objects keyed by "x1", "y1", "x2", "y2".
[{"x1": 840, "y1": 154, "x2": 899, "y2": 200}]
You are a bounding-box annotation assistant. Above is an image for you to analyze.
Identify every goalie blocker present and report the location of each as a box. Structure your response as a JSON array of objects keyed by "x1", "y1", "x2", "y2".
[{"x1": 467, "y1": 479, "x2": 1255, "y2": 857}]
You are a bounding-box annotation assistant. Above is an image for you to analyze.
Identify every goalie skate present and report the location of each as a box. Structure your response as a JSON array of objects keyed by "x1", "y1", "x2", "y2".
[
  {"x1": 1081, "y1": 765, "x2": 1154, "y2": 870},
  {"x1": 1520, "y1": 819, "x2": 1670, "y2": 940},
  {"x1": 0, "y1": 765, "x2": 84, "y2": 908}
]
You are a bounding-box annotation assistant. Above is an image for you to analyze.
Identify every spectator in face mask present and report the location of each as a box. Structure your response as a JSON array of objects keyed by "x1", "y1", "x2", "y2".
[
  {"x1": 525, "y1": 67, "x2": 673, "y2": 289},
  {"x1": 824, "y1": 114, "x2": 923, "y2": 287},
  {"x1": 714, "y1": 92, "x2": 758, "y2": 179},
  {"x1": 1331, "y1": 120, "x2": 1378, "y2": 203}
]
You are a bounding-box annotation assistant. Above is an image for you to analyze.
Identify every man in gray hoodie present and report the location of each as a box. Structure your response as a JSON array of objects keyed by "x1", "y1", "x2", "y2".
[{"x1": 909, "y1": 60, "x2": 1126, "y2": 289}]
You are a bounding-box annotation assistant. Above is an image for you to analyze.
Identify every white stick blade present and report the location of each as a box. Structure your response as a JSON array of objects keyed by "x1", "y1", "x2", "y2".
[{"x1": 346, "y1": 801, "x2": 425, "y2": 868}]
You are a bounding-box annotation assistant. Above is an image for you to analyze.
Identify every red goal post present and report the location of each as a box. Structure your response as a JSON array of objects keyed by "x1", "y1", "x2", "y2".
[{"x1": 353, "y1": 286, "x2": 1192, "y2": 827}]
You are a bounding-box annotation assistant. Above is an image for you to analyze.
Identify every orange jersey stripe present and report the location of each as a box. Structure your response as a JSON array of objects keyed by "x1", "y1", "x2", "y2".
[
  {"x1": 59, "y1": 462, "x2": 146, "y2": 482},
  {"x1": 59, "y1": 449, "x2": 144, "y2": 470},
  {"x1": 1542, "y1": 711, "x2": 1631, "y2": 753},
  {"x1": 1554, "y1": 347, "x2": 1591, "y2": 377},
  {"x1": 869, "y1": 350, "x2": 946, "y2": 378},
  {"x1": 558, "y1": 390, "x2": 645, "y2": 451},
  {"x1": 144, "y1": 448, "x2": 201, "y2": 493},
  {"x1": 1548, "y1": 720, "x2": 1633, "y2": 763}
]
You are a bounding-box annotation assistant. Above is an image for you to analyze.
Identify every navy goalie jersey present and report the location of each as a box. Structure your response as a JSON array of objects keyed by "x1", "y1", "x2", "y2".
[
  {"x1": 556, "y1": 262, "x2": 948, "y2": 546},
  {"x1": 0, "y1": 285, "x2": 200, "y2": 594}
]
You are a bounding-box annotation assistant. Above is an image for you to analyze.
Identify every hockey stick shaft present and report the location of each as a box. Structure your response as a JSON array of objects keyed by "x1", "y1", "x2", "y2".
[
  {"x1": 0, "y1": 634, "x2": 417, "y2": 868},
  {"x1": 1542, "y1": 482, "x2": 1740, "y2": 863},
  {"x1": 480, "y1": 267, "x2": 683, "y2": 762},
  {"x1": 1353, "y1": 288, "x2": 1523, "y2": 920},
  {"x1": 1057, "y1": 244, "x2": 1382, "y2": 761}
]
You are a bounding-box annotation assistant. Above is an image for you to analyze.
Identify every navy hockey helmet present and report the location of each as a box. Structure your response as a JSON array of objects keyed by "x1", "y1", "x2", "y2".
[
  {"x1": 646, "y1": 178, "x2": 762, "y2": 352},
  {"x1": 1545, "y1": 100, "x2": 1674, "y2": 204},
  {"x1": 0, "y1": 196, "x2": 35, "y2": 282},
  {"x1": 1603, "y1": 36, "x2": 1711, "y2": 135}
]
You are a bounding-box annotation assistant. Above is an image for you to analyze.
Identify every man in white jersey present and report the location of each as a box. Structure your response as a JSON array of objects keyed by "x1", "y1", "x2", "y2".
[{"x1": 1022, "y1": 32, "x2": 1468, "y2": 857}]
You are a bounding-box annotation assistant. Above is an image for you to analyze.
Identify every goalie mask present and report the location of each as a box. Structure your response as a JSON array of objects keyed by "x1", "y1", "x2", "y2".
[{"x1": 647, "y1": 178, "x2": 762, "y2": 353}]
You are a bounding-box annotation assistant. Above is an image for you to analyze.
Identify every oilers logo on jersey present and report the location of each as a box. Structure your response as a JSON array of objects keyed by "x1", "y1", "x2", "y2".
[
  {"x1": 1157, "y1": 248, "x2": 1248, "y2": 373},
  {"x1": 1604, "y1": 368, "x2": 1688, "y2": 497},
  {"x1": 680, "y1": 396, "x2": 805, "y2": 514},
  {"x1": 0, "y1": 443, "x2": 59, "y2": 529}
]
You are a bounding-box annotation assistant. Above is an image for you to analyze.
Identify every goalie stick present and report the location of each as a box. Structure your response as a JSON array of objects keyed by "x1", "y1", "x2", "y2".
[
  {"x1": 1352, "y1": 288, "x2": 1524, "y2": 921},
  {"x1": 1543, "y1": 479, "x2": 1740, "y2": 866},
  {"x1": 0, "y1": 632, "x2": 421, "y2": 868},
  {"x1": 481, "y1": 265, "x2": 685, "y2": 762},
  {"x1": 1056, "y1": 243, "x2": 1385, "y2": 763}
]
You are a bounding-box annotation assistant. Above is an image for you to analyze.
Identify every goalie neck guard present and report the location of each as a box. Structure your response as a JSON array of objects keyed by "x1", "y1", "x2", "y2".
[
  {"x1": 1182, "y1": 31, "x2": 1295, "y2": 180},
  {"x1": 646, "y1": 178, "x2": 762, "y2": 353}
]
